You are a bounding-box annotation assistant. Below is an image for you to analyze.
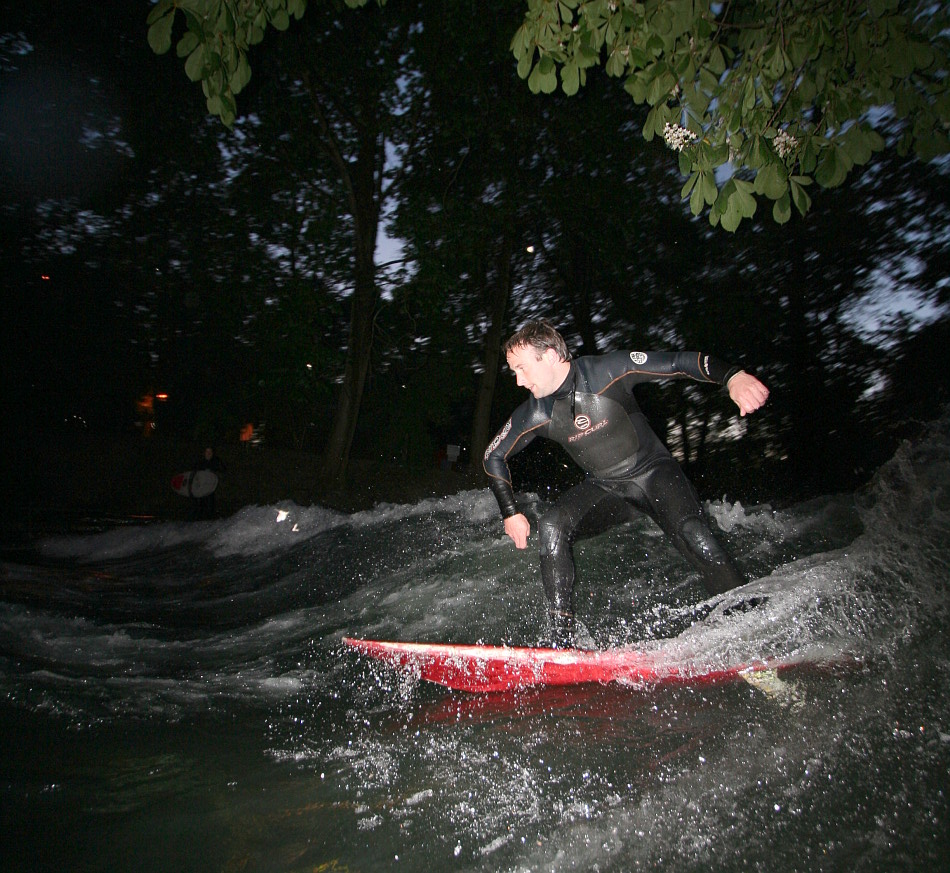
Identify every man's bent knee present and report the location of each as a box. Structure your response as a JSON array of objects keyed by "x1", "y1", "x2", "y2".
[
  {"x1": 678, "y1": 516, "x2": 743, "y2": 595},
  {"x1": 537, "y1": 508, "x2": 571, "y2": 558}
]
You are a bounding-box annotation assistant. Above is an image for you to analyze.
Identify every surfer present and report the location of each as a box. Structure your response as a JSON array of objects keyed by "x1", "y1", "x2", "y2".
[{"x1": 483, "y1": 319, "x2": 770, "y2": 647}]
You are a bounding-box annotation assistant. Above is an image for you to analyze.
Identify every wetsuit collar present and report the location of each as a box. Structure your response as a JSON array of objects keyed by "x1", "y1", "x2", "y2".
[
  {"x1": 551, "y1": 360, "x2": 576, "y2": 400},
  {"x1": 549, "y1": 360, "x2": 578, "y2": 420}
]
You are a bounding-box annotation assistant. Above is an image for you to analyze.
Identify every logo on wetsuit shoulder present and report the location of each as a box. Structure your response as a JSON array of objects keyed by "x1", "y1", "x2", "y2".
[
  {"x1": 630, "y1": 351, "x2": 648, "y2": 365},
  {"x1": 484, "y1": 419, "x2": 511, "y2": 459},
  {"x1": 573, "y1": 414, "x2": 591, "y2": 430}
]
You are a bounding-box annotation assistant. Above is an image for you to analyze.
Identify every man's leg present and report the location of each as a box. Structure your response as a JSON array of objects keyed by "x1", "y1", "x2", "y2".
[
  {"x1": 536, "y1": 481, "x2": 630, "y2": 645},
  {"x1": 633, "y1": 461, "x2": 743, "y2": 596}
]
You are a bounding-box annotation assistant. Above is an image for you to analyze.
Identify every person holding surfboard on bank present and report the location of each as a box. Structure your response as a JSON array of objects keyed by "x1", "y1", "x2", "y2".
[
  {"x1": 483, "y1": 319, "x2": 769, "y2": 648},
  {"x1": 190, "y1": 446, "x2": 226, "y2": 519}
]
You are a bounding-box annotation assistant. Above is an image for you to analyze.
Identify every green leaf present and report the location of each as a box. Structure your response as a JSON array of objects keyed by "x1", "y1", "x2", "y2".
[
  {"x1": 732, "y1": 178, "x2": 758, "y2": 217},
  {"x1": 147, "y1": 9, "x2": 175, "y2": 55},
  {"x1": 606, "y1": 49, "x2": 627, "y2": 78},
  {"x1": 719, "y1": 195, "x2": 742, "y2": 232},
  {"x1": 765, "y1": 43, "x2": 786, "y2": 78},
  {"x1": 886, "y1": 37, "x2": 914, "y2": 77},
  {"x1": 701, "y1": 170, "x2": 718, "y2": 205},
  {"x1": 742, "y1": 77, "x2": 755, "y2": 113},
  {"x1": 218, "y1": 92, "x2": 237, "y2": 128},
  {"x1": 683, "y1": 81, "x2": 710, "y2": 115},
  {"x1": 689, "y1": 175, "x2": 705, "y2": 215},
  {"x1": 146, "y1": 0, "x2": 174, "y2": 26},
  {"x1": 913, "y1": 128, "x2": 950, "y2": 161},
  {"x1": 184, "y1": 44, "x2": 207, "y2": 82},
  {"x1": 229, "y1": 52, "x2": 252, "y2": 94},
  {"x1": 790, "y1": 177, "x2": 813, "y2": 215},
  {"x1": 529, "y1": 57, "x2": 558, "y2": 94},
  {"x1": 753, "y1": 161, "x2": 788, "y2": 200},
  {"x1": 699, "y1": 65, "x2": 719, "y2": 93},
  {"x1": 517, "y1": 50, "x2": 533, "y2": 80},
  {"x1": 653, "y1": 6, "x2": 673, "y2": 36},
  {"x1": 270, "y1": 9, "x2": 291, "y2": 30},
  {"x1": 815, "y1": 144, "x2": 853, "y2": 188},
  {"x1": 562, "y1": 61, "x2": 580, "y2": 95},
  {"x1": 176, "y1": 31, "x2": 199, "y2": 59},
  {"x1": 799, "y1": 137, "x2": 819, "y2": 174},
  {"x1": 648, "y1": 69, "x2": 677, "y2": 105},
  {"x1": 510, "y1": 23, "x2": 530, "y2": 61},
  {"x1": 681, "y1": 171, "x2": 699, "y2": 199},
  {"x1": 527, "y1": 62, "x2": 544, "y2": 93},
  {"x1": 709, "y1": 140, "x2": 730, "y2": 166},
  {"x1": 746, "y1": 136, "x2": 768, "y2": 170},
  {"x1": 841, "y1": 126, "x2": 873, "y2": 165},
  {"x1": 624, "y1": 71, "x2": 649, "y2": 103},
  {"x1": 642, "y1": 106, "x2": 657, "y2": 140},
  {"x1": 912, "y1": 40, "x2": 935, "y2": 71},
  {"x1": 655, "y1": 103, "x2": 674, "y2": 135},
  {"x1": 773, "y1": 192, "x2": 792, "y2": 224}
]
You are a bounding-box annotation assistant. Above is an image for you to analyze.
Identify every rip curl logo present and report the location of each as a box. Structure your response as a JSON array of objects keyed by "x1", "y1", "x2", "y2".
[
  {"x1": 568, "y1": 418, "x2": 608, "y2": 442},
  {"x1": 484, "y1": 419, "x2": 512, "y2": 458},
  {"x1": 574, "y1": 414, "x2": 591, "y2": 430},
  {"x1": 630, "y1": 351, "x2": 648, "y2": 365}
]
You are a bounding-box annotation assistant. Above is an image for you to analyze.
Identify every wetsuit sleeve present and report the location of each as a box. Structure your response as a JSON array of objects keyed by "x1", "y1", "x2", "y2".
[
  {"x1": 608, "y1": 350, "x2": 741, "y2": 387},
  {"x1": 482, "y1": 405, "x2": 543, "y2": 518}
]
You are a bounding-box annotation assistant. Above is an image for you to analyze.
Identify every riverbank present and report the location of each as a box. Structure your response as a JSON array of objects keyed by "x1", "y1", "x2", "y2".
[{"x1": 1, "y1": 428, "x2": 482, "y2": 544}]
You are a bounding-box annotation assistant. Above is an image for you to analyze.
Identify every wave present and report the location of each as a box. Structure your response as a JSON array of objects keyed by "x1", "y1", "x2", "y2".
[{"x1": 0, "y1": 415, "x2": 947, "y2": 723}]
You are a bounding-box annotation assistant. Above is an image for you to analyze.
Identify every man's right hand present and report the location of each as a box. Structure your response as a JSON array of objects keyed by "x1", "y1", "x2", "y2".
[{"x1": 503, "y1": 513, "x2": 531, "y2": 549}]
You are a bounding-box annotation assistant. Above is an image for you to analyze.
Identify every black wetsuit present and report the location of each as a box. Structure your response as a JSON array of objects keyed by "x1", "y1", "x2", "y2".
[{"x1": 483, "y1": 350, "x2": 744, "y2": 641}]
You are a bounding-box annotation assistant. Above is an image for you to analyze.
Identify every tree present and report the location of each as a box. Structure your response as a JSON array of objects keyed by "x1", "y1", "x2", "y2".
[
  {"x1": 512, "y1": 0, "x2": 950, "y2": 230},
  {"x1": 151, "y1": 0, "x2": 422, "y2": 484},
  {"x1": 148, "y1": 1, "x2": 950, "y2": 234}
]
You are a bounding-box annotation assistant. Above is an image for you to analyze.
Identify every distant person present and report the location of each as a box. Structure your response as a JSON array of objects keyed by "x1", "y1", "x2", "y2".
[
  {"x1": 190, "y1": 446, "x2": 226, "y2": 519},
  {"x1": 483, "y1": 319, "x2": 770, "y2": 647}
]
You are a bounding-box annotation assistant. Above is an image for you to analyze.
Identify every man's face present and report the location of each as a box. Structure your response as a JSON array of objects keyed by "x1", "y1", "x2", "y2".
[{"x1": 506, "y1": 344, "x2": 563, "y2": 398}]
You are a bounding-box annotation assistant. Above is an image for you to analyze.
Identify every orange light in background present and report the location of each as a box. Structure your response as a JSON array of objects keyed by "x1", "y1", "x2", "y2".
[
  {"x1": 41, "y1": 274, "x2": 50, "y2": 281},
  {"x1": 155, "y1": 393, "x2": 169, "y2": 401}
]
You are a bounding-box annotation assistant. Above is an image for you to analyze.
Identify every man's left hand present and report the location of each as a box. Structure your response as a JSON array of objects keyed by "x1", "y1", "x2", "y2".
[{"x1": 727, "y1": 371, "x2": 769, "y2": 416}]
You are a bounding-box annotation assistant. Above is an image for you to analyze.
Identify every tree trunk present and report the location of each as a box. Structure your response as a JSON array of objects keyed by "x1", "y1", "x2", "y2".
[
  {"x1": 468, "y1": 235, "x2": 513, "y2": 475},
  {"x1": 314, "y1": 101, "x2": 383, "y2": 488},
  {"x1": 319, "y1": 258, "x2": 377, "y2": 486}
]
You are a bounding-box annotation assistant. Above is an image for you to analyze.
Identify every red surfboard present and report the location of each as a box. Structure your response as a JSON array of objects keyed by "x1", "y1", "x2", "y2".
[{"x1": 342, "y1": 637, "x2": 809, "y2": 693}]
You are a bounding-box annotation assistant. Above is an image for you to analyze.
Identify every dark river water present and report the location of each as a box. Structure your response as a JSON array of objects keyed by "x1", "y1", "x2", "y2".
[{"x1": 2, "y1": 418, "x2": 949, "y2": 872}]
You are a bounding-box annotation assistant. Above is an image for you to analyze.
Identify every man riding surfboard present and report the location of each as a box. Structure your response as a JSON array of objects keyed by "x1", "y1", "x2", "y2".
[{"x1": 483, "y1": 319, "x2": 770, "y2": 647}]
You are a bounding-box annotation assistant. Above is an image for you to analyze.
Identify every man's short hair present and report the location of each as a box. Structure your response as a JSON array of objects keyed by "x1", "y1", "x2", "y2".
[{"x1": 504, "y1": 319, "x2": 570, "y2": 361}]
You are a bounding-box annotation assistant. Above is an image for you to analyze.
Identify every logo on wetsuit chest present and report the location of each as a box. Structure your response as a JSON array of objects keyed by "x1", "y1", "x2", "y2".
[{"x1": 569, "y1": 415, "x2": 608, "y2": 441}]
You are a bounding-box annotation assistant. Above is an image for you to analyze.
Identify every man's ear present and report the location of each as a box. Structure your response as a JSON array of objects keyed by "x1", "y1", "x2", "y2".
[{"x1": 542, "y1": 347, "x2": 561, "y2": 365}]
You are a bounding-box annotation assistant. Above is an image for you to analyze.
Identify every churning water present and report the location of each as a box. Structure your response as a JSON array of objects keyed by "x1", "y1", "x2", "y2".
[{"x1": 2, "y1": 417, "x2": 948, "y2": 871}]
